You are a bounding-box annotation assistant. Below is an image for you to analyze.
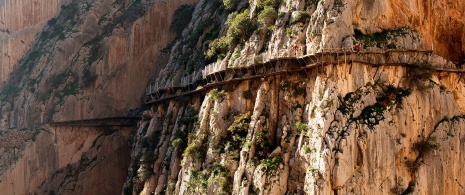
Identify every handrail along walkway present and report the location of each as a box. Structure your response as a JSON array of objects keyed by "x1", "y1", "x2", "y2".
[{"x1": 145, "y1": 48, "x2": 462, "y2": 105}]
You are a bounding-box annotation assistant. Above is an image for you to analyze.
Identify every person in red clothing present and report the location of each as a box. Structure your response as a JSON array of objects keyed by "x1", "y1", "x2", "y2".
[
  {"x1": 354, "y1": 43, "x2": 361, "y2": 52},
  {"x1": 293, "y1": 44, "x2": 299, "y2": 56}
]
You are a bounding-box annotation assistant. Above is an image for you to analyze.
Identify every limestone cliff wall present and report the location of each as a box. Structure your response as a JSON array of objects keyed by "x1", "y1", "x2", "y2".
[
  {"x1": 0, "y1": 0, "x2": 66, "y2": 85},
  {"x1": 124, "y1": 0, "x2": 465, "y2": 194},
  {"x1": 0, "y1": 126, "x2": 131, "y2": 195},
  {"x1": 0, "y1": 0, "x2": 198, "y2": 194},
  {"x1": 0, "y1": 0, "x2": 464, "y2": 194},
  {"x1": 133, "y1": 62, "x2": 465, "y2": 194},
  {"x1": 0, "y1": 0, "x2": 197, "y2": 129}
]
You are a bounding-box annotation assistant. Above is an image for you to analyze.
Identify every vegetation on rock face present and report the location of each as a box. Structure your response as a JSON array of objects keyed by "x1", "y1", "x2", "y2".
[
  {"x1": 210, "y1": 89, "x2": 226, "y2": 101},
  {"x1": 171, "y1": 4, "x2": 195, "y2": 37},
  {"x1": 291, "y1": 11, "x2": 310, "y2": 24},
  {"x1": 223, "y1": 0, "x2": 240, "y2": 11},
  {"x1": 207, "y1": 5, "x2": 256, "y2": 61},
  {"x1": 241, "y1": 90, "x2": 253, "y2": 99},
  {"x1": 186, "y1": 163, "x2": 232, "y2": 193},
  {"x1": 337, "y1": 82, "x2": 411, "y2": 130},
  {"x1": 258, "y1": 6, "x2": 278, "y2": 26},
  {"x1": 227, "y1": 10, "x2": 254, "y2": 46},
  {"x1": 260, "y1": 156, "x2": 283, "y2": 173},
  {"x1": 353, "y1": 27, "x2": 413, "y2": 49},
  {"x1": 221, "y1": 112, "x2": 251, "y2": 155},
  {"x1": 296, "y1": 121, "x2": 308, "y2": 134},
  {"x1": 405, "y1": 62, "x2": 436, "y2": 90},
  {"x1": 257, "y1": 0, "x2": 282, "y2": 9}
]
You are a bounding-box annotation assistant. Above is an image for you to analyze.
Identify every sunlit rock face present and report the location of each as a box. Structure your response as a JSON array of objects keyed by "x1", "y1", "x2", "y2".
[{"x1": 0, "y1": 0, "x2": 464, "y2": 194}]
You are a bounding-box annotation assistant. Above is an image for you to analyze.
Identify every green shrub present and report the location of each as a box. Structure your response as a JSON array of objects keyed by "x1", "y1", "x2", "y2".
[
  {"x1": 406, "y1": 62, "x2": 436, "y2": 90},
  {"x1": 258, "y1": 7, "x2": 278, "y2": 26},
  {"x1": 292, "y1": 11, "x2": 310, "y2": 24},
  {"x1": 210, "y1": 89, "x2": 226, "y2": 101},
  {"x1": 228, "y1": 112, "x2": 251, "y2": 135},
  {"x1": 206, "y1": 36, "x2": 229, "y2": 60},
  {"x1": 257, "y1": 0, "x2": 282, "y2": 9},
  {"x1": 137, "y1": 151, "x2": 155, "y2": 181},
  {"x1": 223, "y1": 0, "x2": 240, "y2": 11},
  {"x1": 183, "y1": 144, "x2": 206, "y2": 159},
  {"x1": 171, "y1": 5, "x2": 195, "y2": 37},
  {"x1": 260, "y1": 156, "x2": 283, "y2": 172},
  {"x1": 227, "y1": 10, "x2": 253, "y2": 46},
  {"x1": 172, "y1": 130, "x2": 188, "y2": 156},
  {"x1": 296, "y1": 122, "x2": 308, "y2": 134},
  {"x1": 221, "y1": 112, "x2": 251, "y2": 154},
  {"x1": 353, "y1": 27, "x2": 410, "y2": 48}
]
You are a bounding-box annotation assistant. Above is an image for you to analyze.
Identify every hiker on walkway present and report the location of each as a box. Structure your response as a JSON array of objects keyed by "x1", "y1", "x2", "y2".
[
  {"x1": 293, "y1": 44, "x2": 299, "y2": 56},
  {"x1": 354, "y1": 43, "x2": 361, "y2": 52}
]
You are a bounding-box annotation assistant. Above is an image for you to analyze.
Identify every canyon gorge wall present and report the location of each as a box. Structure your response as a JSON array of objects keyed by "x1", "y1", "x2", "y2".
[{"x1": 0, "y1": 0, "x2": 463, "y2": 194}]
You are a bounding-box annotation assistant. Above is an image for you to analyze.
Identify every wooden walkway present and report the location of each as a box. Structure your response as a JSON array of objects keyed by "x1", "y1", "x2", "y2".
[
  {"x1": 146, "y1": 49, "x2": 463, "y2": 105},
  {"x1": 50, "y1": 117, "x2": 141, "y2": 127}
]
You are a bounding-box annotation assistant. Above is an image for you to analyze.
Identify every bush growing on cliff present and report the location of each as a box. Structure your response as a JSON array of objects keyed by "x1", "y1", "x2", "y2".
[
  {"x1": 353, "y1": 28, "x2": 406, "y2": 48},
  {"x1": 404, "y1": 137, "x2": 439, "y2": 176},
  {"x1": 171, "y1": 4, "x2": 195, "y2": 37},
  {"x1": 210, "y1": 89, "x2": 226, "y2": 101},
  {"x1": 291, "y1": 11, "x2": 310, "y2": 24},
  {"x1": 206, "y1": 36, "x2": 229, "y2": 60},
  {"x1": 227, "y1": 10, "x2": 254, "y2": 46},
  {"x1": 223, "y1": 0, "x2": 240, "y2": 11},
  {"x1": 296, "y1": 122, "x2": 308, "y2": 134},
  {"x1": 257, "y1": 0, "x2": 282, "y2": 9},
  {"x1": 412, "y1": 137, "x2": 440, "y2": 155},
  {"x1": 137, "y1": 151, "x2": 155, "y2": 181},
  {"x1": 226, "y1": 112, "x2": 251, "y2": 147},
  {"x1": 258, "y1": 7, "x2": 278, "y2": 26},
  {"x1": 183, "y1": 144, "x2": 206, "y2": 160},
  {"x1": 405, "y1": 61, "x2": 436, "y2": 90},
  {"x1": 260, "y1": 156, "x2": 283, "y2": 173}
]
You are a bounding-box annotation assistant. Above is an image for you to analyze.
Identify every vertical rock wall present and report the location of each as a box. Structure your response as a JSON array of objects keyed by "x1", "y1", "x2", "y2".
[
  {"x1": 134, "y1": 62, "x2": 465, "y2": 194},
  {"x1": 0, "y1": 126, "x2": 131, "y2": 195},
  {"x1": 0, "y1": 0, "x2": 65, "y2": 85}
]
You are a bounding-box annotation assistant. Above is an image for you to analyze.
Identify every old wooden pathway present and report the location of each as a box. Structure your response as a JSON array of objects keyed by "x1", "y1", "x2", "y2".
[
  {"x1": 50, "y1": 117, "x2": 141, "y2": 127},
  {"x1": 144, "y1": 48, "x2": 462, "y2": 105}
]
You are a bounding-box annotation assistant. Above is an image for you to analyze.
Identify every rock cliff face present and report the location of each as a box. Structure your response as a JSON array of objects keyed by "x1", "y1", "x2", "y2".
[
  {"x1": 0, "y1": 126, "x2": 131, "y2": 195},
  {"x1": 0, "y1": 0, "x2": 66, "y2": 84},
  {"x1": 123, "y1": 0, "x2": 465, "y2": 194},
  {"x1": 0, "y1": 0, "x2": 464, "y2": 194},
  {"x1": 0, "y1": 0, "x2": 196, "y2": 194}
]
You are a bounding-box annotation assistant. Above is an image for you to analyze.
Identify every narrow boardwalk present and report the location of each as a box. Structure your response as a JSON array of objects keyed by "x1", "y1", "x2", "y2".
[
  {"x1": 145, "y1": 49, "x2": 461, "y2": 105},
  {"x1": 50, "y1": 117, "x2": 141, "y2": 127}
]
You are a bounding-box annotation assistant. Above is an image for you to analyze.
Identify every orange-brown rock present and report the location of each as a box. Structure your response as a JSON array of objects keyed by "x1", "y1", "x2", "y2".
[{"x1": 0, "y1": 0, "x2": 64, "y2": 85}]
